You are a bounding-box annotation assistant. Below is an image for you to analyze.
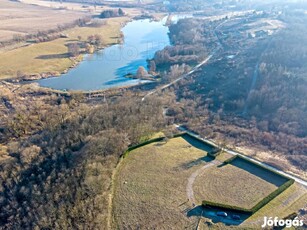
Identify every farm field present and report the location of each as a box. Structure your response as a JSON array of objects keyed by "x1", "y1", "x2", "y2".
[
  {"x1": 19, "y1": 0, "x2": 143, "y2": 16},
  {"x1": 0, "y1": 17, "x2": 128, "y2": 79},
  {"x1": 0, "y1": 0, "x2": 86, "y2": 42},
  {"x1": 112, "y1": 135, "x2": 307, "y2": 228}
]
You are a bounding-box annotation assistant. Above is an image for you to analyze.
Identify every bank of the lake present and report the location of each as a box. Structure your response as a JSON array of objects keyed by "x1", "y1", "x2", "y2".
[
  {"x1": 35, "y1": 17, "x2": 170, "y2": 91},
  {"x1": 0, "y1": 17, "x2": 129, "y2": 81}
]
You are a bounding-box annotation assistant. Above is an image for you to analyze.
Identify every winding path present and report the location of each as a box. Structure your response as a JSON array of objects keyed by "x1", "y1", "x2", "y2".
[{"x1": 186, "y1": 160, "x2": 218, "y2": 204}]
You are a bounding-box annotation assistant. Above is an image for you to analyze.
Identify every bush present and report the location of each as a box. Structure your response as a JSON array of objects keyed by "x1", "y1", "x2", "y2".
[
  {"x1": 123, "y1": 137, "x2": 165, "y2": 158},
  {"x1": 202, "y1": 200, "x2": 252, "y2": 214},
  {"x1": 99, "y1": 8, "x2": 124, "y2": 19},
  {"x1": 207, "y1": 147, "x2": 222, "y2": 157}
]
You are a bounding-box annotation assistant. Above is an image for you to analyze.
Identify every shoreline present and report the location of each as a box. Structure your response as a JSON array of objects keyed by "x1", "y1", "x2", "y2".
[
  {"x1": 4, "y1": 17, "x2": 132, "y2": 84},
  {"x1": 1, "y1": 14, "x2": 167, "y2": 94}
]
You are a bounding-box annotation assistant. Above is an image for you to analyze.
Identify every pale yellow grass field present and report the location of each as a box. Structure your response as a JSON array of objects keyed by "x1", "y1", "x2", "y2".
[
  {"x1": 112, "y1": 137, "x2": 209, "y2": 229},
  {"x1": 20, "y1": 0, "x2": 143, "y2": 16},
  {"x1": 0, "y1": 0, "x2": 87, "y2": 41},
  {"x1": 193, "y1": 164, "x2": 278, "y2": 209},
  {"x1": 244, "y1": 183, "x2": 307, "y2": 227},
  {"x1": 0, "y1": 17, "x2": 128, "y2": 79},
  {"x1": 215, "y1": 151, "x2": 233, "y2": 162},
  {"x1": 112, "y1": 136, "x2": 307, "y2": 229}
]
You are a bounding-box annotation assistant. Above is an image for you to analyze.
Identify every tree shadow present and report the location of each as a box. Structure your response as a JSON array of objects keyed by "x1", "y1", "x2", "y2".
[
  {"x1": 187, "y1": 205, "x2": 250, "y2": 226},
  {"x1": 230, "y1": 157, "x2": 289, "y2": 186},
  {"x1": 35, "y1": 53, "x2": 69, "y2": 60}
]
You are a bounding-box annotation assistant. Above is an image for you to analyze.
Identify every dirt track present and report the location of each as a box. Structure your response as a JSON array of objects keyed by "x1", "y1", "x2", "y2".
[{"x1": 186, "y1": 160, "x2": 219, "y2": 204}]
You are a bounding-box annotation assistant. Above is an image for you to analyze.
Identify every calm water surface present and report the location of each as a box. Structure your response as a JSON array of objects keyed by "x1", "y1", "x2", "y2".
[{"x1": 37, "y1": 18, "x2": 170, "y2": 91}]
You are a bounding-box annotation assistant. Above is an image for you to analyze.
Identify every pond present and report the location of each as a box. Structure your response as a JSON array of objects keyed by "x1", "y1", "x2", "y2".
[{"x1": 36, "y1": 18, "x2": 170, "y2": 91}]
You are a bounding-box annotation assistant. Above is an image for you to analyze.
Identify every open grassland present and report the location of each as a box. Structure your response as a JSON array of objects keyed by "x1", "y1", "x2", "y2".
[
  {"x1": 112, "y1": 135, "x2": 307, "y2": 228},
  {"x1": 244, "y1": 183, "x2": 307, "y2": 227},
  {"x1": 193, "y1": 164, "x2": 279, "y2": 209},
  {"x1": 0, "y1": 17, "x2": 128, "y2": 79},
  {"x1": 215, "y1": 151, "x2": 233, "y2": 162},
  {"x1": 112, "y1": 136, "x2": 211, "y2": 229},
  {"x1": 0, "y1": 0, "x2": 86, "y2": 42},
  {"x1": 20, "y1": 0, "x2": 143, "y2": 16}
]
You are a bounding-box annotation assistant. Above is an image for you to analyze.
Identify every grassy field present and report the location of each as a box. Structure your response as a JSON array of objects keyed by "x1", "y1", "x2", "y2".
[
  {"x1": 112, "y1": 137, "x2": 210, "y2": 229},
  {"x1": 243, "y1": 183, "x2": 307, "y2": 228},
  {"x1": 193, "y1": 164, "x2": 279, "y2": 209},
  {"x1": 0, "y1": 17, "x2": 128, "y2": 79},
  {"x1": 112, "y1": 135, "x2": 307, "y2": 229},
  {"x1": 20, "y1": 0, "x2": 143, "y2": 16},
  {"x1": 0, "y1": 0, "x2": 86, "y2": 42}
]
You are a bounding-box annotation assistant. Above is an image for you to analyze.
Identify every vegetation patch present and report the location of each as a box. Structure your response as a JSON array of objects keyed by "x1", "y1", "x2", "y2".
[
  {"x1": 112, "y1": 136, "x2": 212, "y2": 229},
  {"x1": 199, "y1": 156, "x2": 294, "y2": 214},
  {"x1": 112, "y1": 133, "x2": 305, "y2": 228},
  {"x1": 194, "y1": 163, "x2": 280, "y2": 210},
  {"x1": 0, "y1": 17, "x2": 128, "y2": 79}
]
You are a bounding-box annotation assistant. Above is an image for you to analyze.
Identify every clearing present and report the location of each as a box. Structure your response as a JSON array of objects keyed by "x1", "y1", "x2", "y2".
[{"x1": 112, "y1": 134, "x2": 307, "y2": 228}]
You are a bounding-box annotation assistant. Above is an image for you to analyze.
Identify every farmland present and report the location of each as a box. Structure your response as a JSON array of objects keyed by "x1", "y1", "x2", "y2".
[
  {"x1": 0, "y1": 17, "x2": 128, "y2": 79},
  {"x1": 112, "y1": 135, "x2": 307, "y2": 228},
  {"x1": 0, "y1": 0, "x2": 86, "y2": 42},
  {"x1": 19, "y1": 0, "x2": 143, "y2": 16},
  {"x1": 0, "y1": 0, "x2": 143, "y2": 80}
]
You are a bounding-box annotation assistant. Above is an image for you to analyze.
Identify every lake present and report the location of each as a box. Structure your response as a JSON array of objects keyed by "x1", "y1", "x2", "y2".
[{"x1": 36, "y1": 18, "x2": 170, "y2": 91}]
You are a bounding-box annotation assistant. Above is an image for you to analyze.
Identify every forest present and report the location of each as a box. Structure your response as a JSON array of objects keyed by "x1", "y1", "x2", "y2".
[
  {"x1": 0, "y1": 1, "x2": 306, "y2": 228},
  {"x1": 162, "y1": 11, "x2": 307, "y2": 172},
  {"x1": 0, "y1": 85, "x2": 165, "y2": 229}
]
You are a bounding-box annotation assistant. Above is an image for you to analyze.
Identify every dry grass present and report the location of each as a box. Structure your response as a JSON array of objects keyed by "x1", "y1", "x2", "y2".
[
  {"x1": 0, "y1": 17, "x2": 128, "y2": 79},
  {"x1": 83, "y1": 154, "x2": 119, "y2": 225},
  {"x1": 193, "y1": 164, "x2": 278, "y2": 209},
  {"x1": 0, "y1": 0, "x2": 86, "y2": 42},
  {"x1": 112, "y1": 136, "x2": 210, "y2": 229},
  {"x1": 20, "y1": 0, "x2": 143, "y2": 16},
  {"x1": 244, "y1": 183, "x2": 307, "y2": 227},
  {"x1": 215, "y1": 151, "x2": 233, "y2": 162},
  {"x1": 236, "y1": 146, "x2": 307, "y2": 181},
  {"x1": 0, "y1": 144, "x2": 10, "y2": 161},
  {"x1": 111, "y1": 135, "x2": 307, "y2": 228}
]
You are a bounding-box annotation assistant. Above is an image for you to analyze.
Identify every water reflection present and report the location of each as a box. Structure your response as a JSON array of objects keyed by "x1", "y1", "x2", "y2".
[{"x1": 36, "y1": 18, "x2": 170, "y2": 91}]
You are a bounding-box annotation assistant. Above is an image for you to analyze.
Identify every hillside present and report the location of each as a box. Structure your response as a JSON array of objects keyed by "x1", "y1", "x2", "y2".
[{"x1": 156, "y1": 6, "x2": 307, "y2": 176}]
